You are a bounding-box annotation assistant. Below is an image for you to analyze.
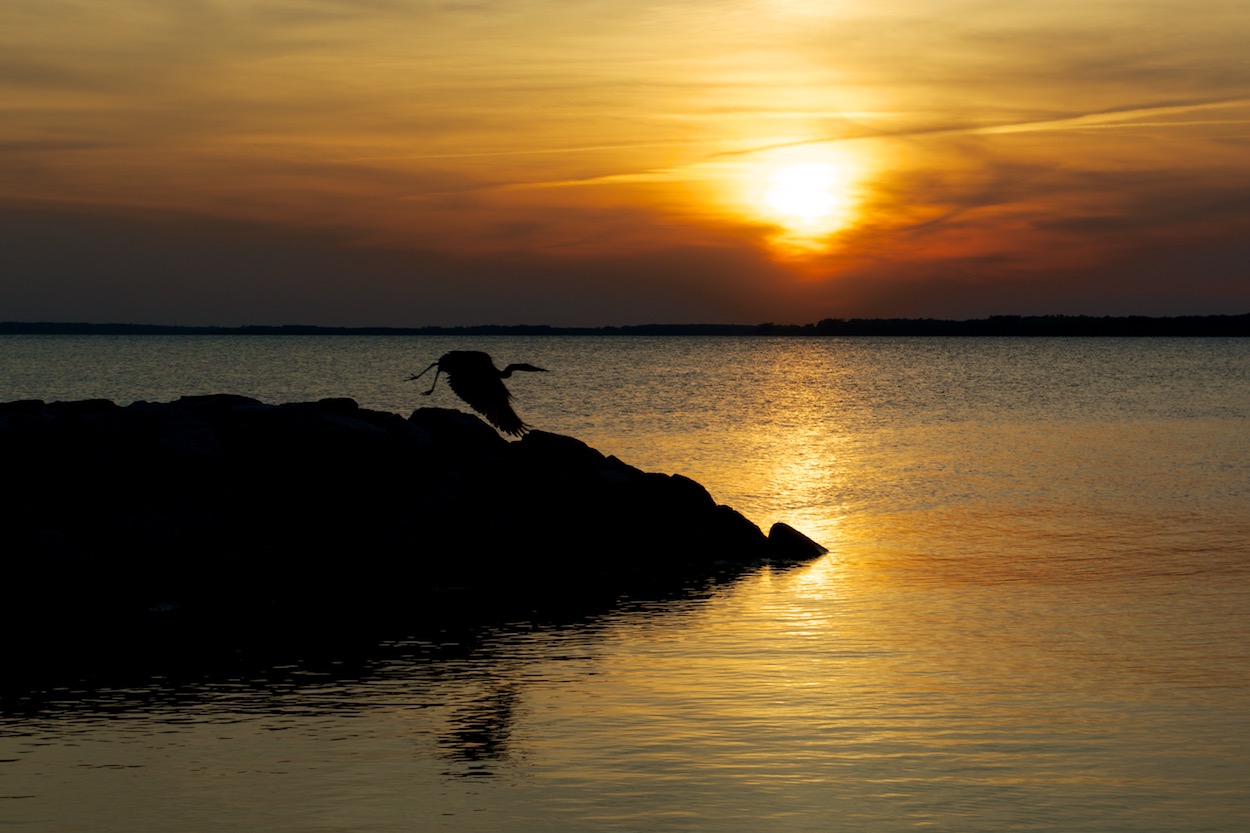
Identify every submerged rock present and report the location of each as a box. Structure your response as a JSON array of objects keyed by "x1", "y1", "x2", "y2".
[
  {"x1": 767, "y1": 522, "x2": 829, "y2": 561},
  {"x1": 0, "y1": 396, "x2": 825, "y2": 642}
]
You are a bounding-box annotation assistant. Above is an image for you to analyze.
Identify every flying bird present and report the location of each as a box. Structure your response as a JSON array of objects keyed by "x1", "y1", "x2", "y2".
[{"x1": 409, "y1": 350, "x2": 547, "y2": 436}]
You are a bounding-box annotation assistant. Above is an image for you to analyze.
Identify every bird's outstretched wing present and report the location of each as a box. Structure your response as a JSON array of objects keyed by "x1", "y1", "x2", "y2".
[{"x1": 446, "y1": 373, "x2": 529, "y2": 436}]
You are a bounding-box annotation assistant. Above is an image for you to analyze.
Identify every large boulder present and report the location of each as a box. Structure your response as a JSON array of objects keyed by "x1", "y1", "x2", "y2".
[{"x1": 0, "y1": 397, "x2": 826, "y2": 644}]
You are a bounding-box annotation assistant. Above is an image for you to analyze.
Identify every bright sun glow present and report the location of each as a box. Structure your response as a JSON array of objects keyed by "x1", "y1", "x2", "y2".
[
  {"x1": 764, "y1": 162, "x2": 846, "y2": 225},
  {"x1": 745, "y1": 146, "x2": 864, "y2": 255}
]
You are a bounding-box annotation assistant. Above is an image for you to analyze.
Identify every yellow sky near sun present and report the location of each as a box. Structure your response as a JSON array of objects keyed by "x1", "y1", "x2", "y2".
[{"x1": 3, "y1": 0, "x2": 1249, "y2": 284}]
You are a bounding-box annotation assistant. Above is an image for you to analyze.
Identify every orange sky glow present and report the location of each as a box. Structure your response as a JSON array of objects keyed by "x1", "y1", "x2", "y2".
[{"x1": 2, "y1": 0, "x2": 1249, "y2": 325}]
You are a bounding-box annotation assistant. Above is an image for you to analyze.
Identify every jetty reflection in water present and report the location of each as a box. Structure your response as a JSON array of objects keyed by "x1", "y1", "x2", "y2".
[{"x1": 5, "y1": 548, "x2": 1247, "y2": 832}]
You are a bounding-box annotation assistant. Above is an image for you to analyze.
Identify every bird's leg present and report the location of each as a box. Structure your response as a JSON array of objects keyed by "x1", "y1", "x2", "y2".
[
  {"x1": 407, "y1": 361, "x2": 440, "y2": 393},
  {"x1": 422, "y1": 369, "x2": 441, "y2": 396},
  {"x1": 407, "y1": 361, "x2": 438, "y2": 381}
]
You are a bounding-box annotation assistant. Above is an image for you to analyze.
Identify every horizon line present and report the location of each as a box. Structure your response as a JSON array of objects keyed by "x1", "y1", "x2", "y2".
[{"x1": 2, "y1": 312, "x2": 1248, "y2": 338}]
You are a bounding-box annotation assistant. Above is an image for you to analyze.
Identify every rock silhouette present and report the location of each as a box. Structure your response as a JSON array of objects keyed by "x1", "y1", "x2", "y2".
[{"x1": 1, "y1": 396, "x2": 824, "y2": 651}]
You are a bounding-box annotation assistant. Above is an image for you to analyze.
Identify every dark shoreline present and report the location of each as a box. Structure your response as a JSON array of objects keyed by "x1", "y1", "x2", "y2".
[
  {"x1": 3, "y1": 313, "x2": 1248, "y2": 337},
  {"x1": 2, "y1": 395, "x2": 825, "y2": 682}
]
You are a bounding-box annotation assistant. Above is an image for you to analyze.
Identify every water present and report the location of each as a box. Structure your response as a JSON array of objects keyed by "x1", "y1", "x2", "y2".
[{"x1": 2, "y1": 336, "x2": 1248, "y2": 831}]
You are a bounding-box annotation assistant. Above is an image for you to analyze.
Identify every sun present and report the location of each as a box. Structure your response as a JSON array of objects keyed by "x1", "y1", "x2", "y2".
[
  {"x1": 763, "y1": 161, "x2": 848, "y2": 227},
  {"x1": 744, "y1": 146, "x2": 864, "y2": 255},
  {"x1": 682, "y1": 142, "x2": 870, "y2": 258}
]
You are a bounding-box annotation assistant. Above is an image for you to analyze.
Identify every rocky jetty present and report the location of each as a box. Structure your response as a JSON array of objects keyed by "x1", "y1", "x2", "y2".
[{"x1": 2, "y1": 396, "x2": 824, "y2": 647}]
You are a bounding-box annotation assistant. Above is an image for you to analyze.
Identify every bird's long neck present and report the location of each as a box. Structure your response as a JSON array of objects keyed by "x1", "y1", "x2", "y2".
[{"x1": 500, "y1": 363, "x2": 546, "y2": 378}]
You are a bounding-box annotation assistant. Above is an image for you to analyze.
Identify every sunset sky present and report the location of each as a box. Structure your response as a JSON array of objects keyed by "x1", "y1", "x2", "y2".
[{"x1": 3, "y1": 0, "x2": 1249, "y2": 326}]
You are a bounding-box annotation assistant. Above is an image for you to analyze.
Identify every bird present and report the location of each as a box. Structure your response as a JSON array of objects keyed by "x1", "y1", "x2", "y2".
[{"x1": 409, "y1": 350, "x2": 547, "y2": 436}]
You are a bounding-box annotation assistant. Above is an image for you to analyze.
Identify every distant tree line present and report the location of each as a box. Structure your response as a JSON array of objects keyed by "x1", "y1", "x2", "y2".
[
  {"x1": 754, "y1": 313, "x2": 1250, "y2": 337},
  {"x1": 2, "y1": 314, "x2": 1247, "y2": 337},
  {"x1": 0, "y1": 322, "x2": 756, "y2": 336}
]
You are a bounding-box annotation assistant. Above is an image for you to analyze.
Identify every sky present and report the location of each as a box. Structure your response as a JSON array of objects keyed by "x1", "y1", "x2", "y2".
[{"x1": 3, "y1": 0, "x2": 1249, "y2": 326}]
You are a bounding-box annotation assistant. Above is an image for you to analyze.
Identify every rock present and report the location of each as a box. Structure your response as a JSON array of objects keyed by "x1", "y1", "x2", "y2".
[
  {"x1": 0, "y1": 396, "x2": 826, "y2": 645},
  {"x1": 410, "y1": 406, "x2": 506, "y2": 451},
  {"x1": 768, "y1": 522, "x2": 829, "y2": 561}
]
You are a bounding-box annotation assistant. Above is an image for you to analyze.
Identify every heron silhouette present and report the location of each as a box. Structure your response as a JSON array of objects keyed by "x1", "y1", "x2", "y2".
[{"x1": 409, "y1": 350, "x2": 547, "y2": 436}]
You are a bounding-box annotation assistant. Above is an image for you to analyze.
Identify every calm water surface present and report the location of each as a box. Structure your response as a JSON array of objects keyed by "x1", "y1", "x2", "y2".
[{"x1": 2, "y1": 336, "x2": 1248, "y2": 831}]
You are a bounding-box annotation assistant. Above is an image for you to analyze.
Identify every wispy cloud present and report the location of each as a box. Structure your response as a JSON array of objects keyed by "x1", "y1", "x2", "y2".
[
  {"x1": 711, "y1": 99, "x2": 1250, "y2": 160},
  {"x1": 974, "y1": 98, "x2": 1250, "y2": 134}
]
